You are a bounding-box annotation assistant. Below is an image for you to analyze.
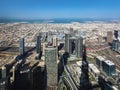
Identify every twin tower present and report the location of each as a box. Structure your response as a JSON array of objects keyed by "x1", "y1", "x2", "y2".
[{"x1": 65, "y1": 34, "x2": 83, "y2": 58}]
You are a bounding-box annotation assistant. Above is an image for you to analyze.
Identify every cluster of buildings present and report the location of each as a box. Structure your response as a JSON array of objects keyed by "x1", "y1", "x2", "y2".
[
  {"x1": 18, "y1": 31, "x2": 59, "y2": 90},
  {"x1": 95, "y1": 56, "x2": 116, "y2": 77},
  {"x1": 112, "y1": 30, "x2": 120, "y2": 53},
  {"x1": 0, "y1": 22, "x2": 120, "y2": 90},
  {"x1": 65, "y1": 34, "x2": 83, "y2": 58}
]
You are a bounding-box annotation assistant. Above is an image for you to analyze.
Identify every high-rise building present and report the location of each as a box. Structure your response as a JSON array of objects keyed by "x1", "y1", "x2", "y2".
[
  {"x1": 69, "y1": 37, "x2": 77, "y2": 55},
  {"x1": 1, "y1": 66, "x2": 6, "y2": 78},
  {"x1": 19, "y1": 37, "x2": 25, "y2": 55},
  {"x1": 98, "y1": 35, "x2": 102, "y2": 43},
  {"x1": 52, "y1": 35, "x2": 58, "y2": 47},
  {"x1": 36, "y1": 33, "x2": 41, "y2": 54},
  {"x1": 42, "y1": 42, "x2": 47, "y2": 56},
  {"x1": 45, "y1": 47, "x2": 57, "y2": 86},
  {"x1": 103, "y1": 60, "x2": 116, "y2": 77},
  {"x1": 112, "y1": 39, "x2": 120, "y2": 52},
  {"x1": 65, "y1": 34, "x2": 70, "y2": 53},
  {"x1": 107, "y1": 31, "x2": 113, "y2": 43},
  {"x1": 76, "y1": 37, "x2": 83, "y2": 58},
  {"x1": 95, "y1": 56, "x2": 105, "y2": 70},
  {"x1": 47, "y1": 34, "x2": 52, "y2": 43},
  {"x1": 114, "y1": 30, "x2": 118, "y2": 39},
  {"x1": 36, "y1": 33, "x2": 42, "y2": 60}
]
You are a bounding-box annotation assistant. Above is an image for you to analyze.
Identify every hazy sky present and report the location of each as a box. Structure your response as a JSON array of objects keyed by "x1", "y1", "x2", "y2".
[{"x1": 0, "y1": 0, "x2": 120, "y2": 19}]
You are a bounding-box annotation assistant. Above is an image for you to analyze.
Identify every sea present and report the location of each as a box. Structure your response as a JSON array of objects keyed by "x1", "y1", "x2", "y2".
[{"x1": 0, "y1": 18, "x2": 120, "y2": 24}]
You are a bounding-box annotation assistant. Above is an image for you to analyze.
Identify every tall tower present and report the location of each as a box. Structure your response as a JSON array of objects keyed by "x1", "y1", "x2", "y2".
[
  {"x1": 114, "y1": 30, "x2": 118, "y2": 39},
  {"x1": 2, "y1": 66, "x2": 7, "y2": 78},
  {"x1": 45, "y1": 47, "x2": 57, "y2": 86},
  {"x1": 98, "y1": 35, "x2": 102, "y2": 43},
  {"x1": 65, "y1": 34, "x2": 70, "y2": 53},
  {"x1": 107, "y1": 31, "x2": 113, "y2": 43},
  {"x1": 76, "y1": 37, "x2": 83, "y2": 58},
  {"x1": 69, "y1": 37, "x2": 77, "y2": 55},
  {"x1": 52, "y1": 35, "x2": 58, "y2": 47},
  {"x1": 19, "y1": 37, "x2": 25, "y2": 55},
  {"x1": 42, "y1": 42, "x2": 47, "y2": 56},
  {"x1": 47, "y1": 33, "x2": 52, "y2": 43},
  {"x1": 36, "y1": 33, "x2": 41, "y2": 54}
]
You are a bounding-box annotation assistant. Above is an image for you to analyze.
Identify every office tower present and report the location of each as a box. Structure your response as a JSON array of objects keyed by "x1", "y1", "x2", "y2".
[
  {"x1": 112, "y1": 39, "x2": 120, "y2": 51},
  {"x1": 69, "y1": 37, "x2": 77, "y2": 55},
  {"x1": 45, "y1": 47, "x2": 57, "y2": 86},
  {"x1": 103, "y1": 60, "x2": 116, "y2": 77},
  {"x1": 69, "y1": 37, "x2": 73, "y2": 55},
  {"x1": 112, "y1": 39, "x2": 118, "y2": 50},
  {"x1": 1, "y1": 66, "x2": 6, "y2": 78},
  {"x1": 52, "y1": 35, "x2": 58, "y2": 47},
  {"x1": 65, "y1": 34, "x2": 70, "y2": 53},
  {"x1": 42, "y1": 42, "x2": 47, "y2": 56},
  {"x1": 36, "y1": 33, "x2": 41, "y2": 54},
  {"x1": 98, "y1": 35, "x2": 102, "y2": 43},
  {"x1": 95, "y1": 56, "x2": 105, "y2": 70},
  {"x1": 76, "y1": 37, "x2": 83, "y2": 58},
  {"x1": 19, "y1": 37, "x2": 25, "y2": 55},
  {"x1": 107, "y1": 31, "x2": 113, "y2": 43},
  {"x1": 115, "y1": 40, "x2": 119, "y2": 51},
  {"x1": 47, "y1": 34, "x2": 52, "y2": 43},
  {"x1": 114, "y1": 30, "x2": 118, "y2": 39}
]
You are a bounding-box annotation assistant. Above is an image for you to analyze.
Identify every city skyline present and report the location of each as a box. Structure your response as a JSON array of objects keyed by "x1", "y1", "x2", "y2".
[{"x1": 0, "y1": 0, "x2": 120, "y2": 19}]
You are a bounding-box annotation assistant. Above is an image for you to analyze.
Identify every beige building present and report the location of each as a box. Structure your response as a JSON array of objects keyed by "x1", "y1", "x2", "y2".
[{"x1": 107, "y1": 31, "x2": 113, "y2": 43}]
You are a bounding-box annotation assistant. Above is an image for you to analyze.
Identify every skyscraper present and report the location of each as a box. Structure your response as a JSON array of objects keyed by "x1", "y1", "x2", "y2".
[
  {"x1": 1, "y1": 66, "x2": 6, "y2": 78},
  {"x1": 114, "y1": 30, "x2": 118, "y2": 39},
  {"x1": 47, "y1": 33, "x2": 52, "y2": 43},
  {"x1": 42, "y1": 42, "x2": 47, "y2": 56},
  {"x1": 107, "y1": 31, "x2": 113, "y2": 43},
  {"x1": 69, "y1": 37, "x2": 77, "y2": 55},
  {"x1": 103, "y1": 60, "x2": 116, "y2": 77},
  {"x1": 52, "y1": 35, "x2": 58, "y2": 47},
  {"x1": 95, "y1": 56, "x2": 105, "y2": 70},
  {"x1": 76, "y1": 37, "x2": 83, "y2": 58},
  {"x1": 45, "y1": 47, "x2": 58, "y2": 86},
  {"x1": 65, "y1": 34, "x2": 70, "y2": 53},
  {"x1": 36, "y1": 33, "x2": 41, "y2": 54},
  {"x1": 98, "y1": 35, "x2": 102, "y2": 43},
  {"x1": 19, "y1": 37, "x2": 25, "y2": 55}
]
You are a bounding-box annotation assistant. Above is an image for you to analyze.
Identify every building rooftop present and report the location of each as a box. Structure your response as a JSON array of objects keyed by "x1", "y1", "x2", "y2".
[
  {"x1": 89, "y1": 64, "x2": 100, "y2": 74},
  {"x1": 96, "y1": 56, "x2": 105, "y2": 61},
  {"x1": 70, "y1": 37, "x2": 77, "y2": 39},
  {"x1": 104, "y1": 60, "x2": 115, "y2": 66},
  {"x1": 76, "y1": 61, "x2": 87, "y2": 66}
]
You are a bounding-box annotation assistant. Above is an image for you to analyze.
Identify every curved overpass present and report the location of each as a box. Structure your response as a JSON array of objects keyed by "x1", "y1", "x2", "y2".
[{"x1": 61, "y1": 56, "x2": 78, "y2": 90}]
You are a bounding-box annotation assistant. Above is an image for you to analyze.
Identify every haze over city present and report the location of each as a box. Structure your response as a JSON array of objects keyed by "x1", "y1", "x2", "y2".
[{"x1": 0, "y1": 0, "x2": 120, "y2": 90}]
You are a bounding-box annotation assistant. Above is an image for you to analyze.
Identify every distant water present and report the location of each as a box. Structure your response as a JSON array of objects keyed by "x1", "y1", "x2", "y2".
[{"x1": 0, "y1": 18, "x2": 120, "y2": 24}]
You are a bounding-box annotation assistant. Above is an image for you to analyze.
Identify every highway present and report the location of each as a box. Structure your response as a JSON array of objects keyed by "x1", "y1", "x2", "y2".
[{"x1": 61, "y1": 56, "x2": 78, "y2": 90}]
